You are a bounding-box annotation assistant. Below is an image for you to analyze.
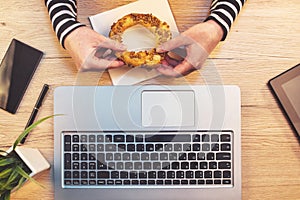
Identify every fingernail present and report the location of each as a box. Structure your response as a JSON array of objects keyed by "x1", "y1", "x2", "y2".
[
  {"x1": 156, "y1": 46, "x2": 165, "y2": 53},
  {"x1": 119, "y1": 43, "x2": 127, "y2": 50}
]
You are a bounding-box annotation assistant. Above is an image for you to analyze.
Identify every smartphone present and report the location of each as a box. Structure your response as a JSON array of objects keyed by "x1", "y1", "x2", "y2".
[{"x1": 0, "y1": 39, "x2": 44, "y2": 114}]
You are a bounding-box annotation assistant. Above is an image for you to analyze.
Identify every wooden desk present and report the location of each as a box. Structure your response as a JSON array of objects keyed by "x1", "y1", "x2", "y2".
[{"x1": 0, "y1": 0, "x2": 299, "y2": 199}]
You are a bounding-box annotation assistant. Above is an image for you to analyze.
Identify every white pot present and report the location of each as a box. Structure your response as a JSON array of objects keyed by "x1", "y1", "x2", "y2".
[{"x1": 7, "y1": 146, "x2": 50, "y2": 177}]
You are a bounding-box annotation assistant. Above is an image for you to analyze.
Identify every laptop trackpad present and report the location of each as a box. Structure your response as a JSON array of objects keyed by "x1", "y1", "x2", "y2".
[{"x1": 142, "y1": 90, "x2": 195, "y2": 127}]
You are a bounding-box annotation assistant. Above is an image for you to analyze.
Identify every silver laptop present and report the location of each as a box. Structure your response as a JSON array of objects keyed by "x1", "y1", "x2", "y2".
[{"x1": 53, "y1": 85, "x2": 241, "y2": 200}]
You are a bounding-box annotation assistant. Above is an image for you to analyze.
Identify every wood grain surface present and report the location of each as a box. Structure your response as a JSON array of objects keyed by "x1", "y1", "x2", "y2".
[{"x1": 0, "y1": 0, "x2": 299, "y2": 199}]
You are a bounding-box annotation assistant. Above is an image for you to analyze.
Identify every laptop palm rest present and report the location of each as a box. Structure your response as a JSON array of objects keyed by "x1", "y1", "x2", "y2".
[{"x1": 141, "y1": 90, "x2": 195, "y2": 127}]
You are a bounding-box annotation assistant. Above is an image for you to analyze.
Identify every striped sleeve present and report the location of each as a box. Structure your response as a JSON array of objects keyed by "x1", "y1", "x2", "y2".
[
  {"x1": 205, "y1": 0, "x2": 246, "y2": 41},
  {"x1": 45, "y1": 0, "x2": 85, "y2": 48}
]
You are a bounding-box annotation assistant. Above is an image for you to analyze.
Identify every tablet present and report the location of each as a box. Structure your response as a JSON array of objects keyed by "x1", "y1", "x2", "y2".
[{"x1": 268, "y1": 63, "x2": 300, "y2": 138}]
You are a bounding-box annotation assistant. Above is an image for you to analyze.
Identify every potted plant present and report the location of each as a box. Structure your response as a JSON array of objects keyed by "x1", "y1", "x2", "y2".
[{"x1": 0, "y1": 116, "x2": 53, "y2": 200}]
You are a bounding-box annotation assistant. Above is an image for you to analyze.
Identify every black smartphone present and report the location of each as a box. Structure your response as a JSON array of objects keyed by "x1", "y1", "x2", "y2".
[{"x1": 0, "y1": 39, "x2": 44, "y2": 114}]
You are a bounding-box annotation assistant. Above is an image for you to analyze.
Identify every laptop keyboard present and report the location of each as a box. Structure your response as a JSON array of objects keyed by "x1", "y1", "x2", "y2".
[{"x1": 62, "y1": 131, "x2": 233, "y2": 188}]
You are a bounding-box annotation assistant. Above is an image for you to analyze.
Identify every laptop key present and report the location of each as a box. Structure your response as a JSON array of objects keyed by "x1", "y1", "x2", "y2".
[
  {"x1": 132, "y1": 180, "x2": 139, "y2": 185},
  {"x1": 221, "y1": 144, "x2": 231, "y2": 151},
  {"x1": 221, "y1": 134, "x2": 231, "y2": 142},
  {"x1": 193, "y1": 134, "x2": 200, "y2": 142},
  {"x1": 107, "y1": 180, "x2": 114, "y2": 185},
  {"x1": 97, "y1": 180, "x2": 106, "y2": 185},
  {"x1": 141, "y1": 153, "x2": 149, "y2": 160},
  {"x1": 148, "y1": 171, "x2": 156, "y2": 179},
  {"x1": 89, "y1": 180, "x2": 96, "y2": 185},
  {"x1": 146, "y1": 144, "x2": 154, "y2": 151},
  {"x1": 89, "y1": 171, "x2": 96, "y2": 179},
  {"x1": 113, "y1": 135, "x2": 124, "y2": 142},
  {"x1": 116, "y1": 162, "x2": 123, "y2": 170},
  {"x1": 158, "y1": 171, "x2": 166, "y2": 178},
  {"x1": 72, "y1": 135, "x2": 79, "y2": 142},
  {"x1": 64, "y1": 171, "x2": 71, "y2": 178},
  {"x1": 111, "y1": 171, "x2": 119, "y2": 179},
  {"x1": 139, "y1": 171, "x2": 147, "y2": 179},
  {"x1": 81, "y1": 171, "x2": 88, "y2": 179},
  {"x1": 97, "y1": 135, "x2": 104, "y2": 142},
  {"x1": 80, "y1": 135, "x2": 87, "y2": 142},
  {"x1": 135, "y1": 135, "x2": 143, "y2": 142},
  {"x1": 137, "y1": 144, "x2": 144, "y2": 152},
  {"x1": 73, "y1": 171, "x2": 79, "y2": 178},
  {"x1": 105, "y1": 135, "x2": 112, "y2": 142},
  {"x1": 195, "y1": 171, "x2": 203, "y2": 178},
  {"x1": 120, "y1": 171, "x2": 128, "y2": 178},
  {"x1": 72, "y1": 144, "x2": 79, "y2": 151},
  {"x1": 64, "y1": 153, "x2": 71, "y2": 169},
  {"x1": 89, "y1": 135, "x2": 96, "y2": 142},
  {"x1": 81, "y1": 180, "x2": 88, "y2": 185},
  {"x1": 216, "y1": 153, "x2": 231, "y2": 160},
  {"x1": 214, "y1": 171, "x2": 222, "y2": 178},
  {"x1": 64, "y1": 135, "x2": 71, "y2": 151},
  {"x1": 115, "y1": 180, "x2": 122, "y2": 185},
  {"x1": 124, "y1": 180, "x2": 130, "y2": 185},
  {"x1": 223, "y1": 180, "x2": 231, "y2": 184},
  {"x1": 211, "y1": 134, "x2": 219, "y2": 142},
  {"x1": 126, "y1": 135, "x2": 134, "y2": 142},
  {"x1": 167, "y1": 171, "x2": 175, "y2": 178},
  {"x1": 81, "y1": 162, "x2": 88, "y2": 170},
  {"x1": 218, "y1": 162, "x2": 231, "y2": 169},
  {"x1": 176, "y1": 171, "x2": 184, "y2": 178},
  {"x1": 171, "y1": 162, "x2": 180, "y2": 169},
  {"x1": 223, "y1": 171, "x2": 231, "y2": 178},
  {"x1": 97, "y1": 171, "x2": 109, "y2": 179}
]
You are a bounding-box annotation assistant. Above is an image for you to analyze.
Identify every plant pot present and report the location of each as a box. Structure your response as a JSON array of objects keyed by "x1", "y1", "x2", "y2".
[
  {"x1": 0, "y1": 146, "x2": 50, "y2": 199},
  {"x1": 7, "y1": 146, "x2": 50, "y2": 177}
]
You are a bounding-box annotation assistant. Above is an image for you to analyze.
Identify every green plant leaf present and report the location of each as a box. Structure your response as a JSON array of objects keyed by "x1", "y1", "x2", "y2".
[
  {"x1": 1, "y1": 190, "x2": 11, "y2": 200},
  {"x1": 15, "y1": 166, "x2": 42, "y2": 188},
  {"x1": 2, "y1": 168, "x2": 19, "y2": 190},
  {"x1": 0, "y1": 158, "x2": 15, "y2": 167},
  {"x1": 14, "y1": 177, "x2": 26, "y2": 192},
  {"x1": 0, "y1": 168, "x2": 13, "y2": 180},
  {"x1": 13, "y1": 115, "x2": 57, "y2": 150}
]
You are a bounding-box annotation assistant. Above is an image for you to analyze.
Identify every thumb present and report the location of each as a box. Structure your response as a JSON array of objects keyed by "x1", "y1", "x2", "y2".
[
  {"x1": 100, "y1": 38, "x2": 127, "y2": 52},
  {"x1": 157, "y1": 35, "x2": 192, "y2": 53}
]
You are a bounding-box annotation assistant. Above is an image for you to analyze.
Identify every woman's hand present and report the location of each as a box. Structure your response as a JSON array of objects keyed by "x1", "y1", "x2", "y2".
[
  {"x1": 156, "y1": 20, "x2": 223, "y2": 77},
  {"x1": 64, "y1": 26, "x2": 126, "y2": 71}
]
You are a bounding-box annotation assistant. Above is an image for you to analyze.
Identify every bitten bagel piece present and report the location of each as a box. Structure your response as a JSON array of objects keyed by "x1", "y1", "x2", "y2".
[{"x1": 109, "y1": 13, "x2": 172, "y2": 67}]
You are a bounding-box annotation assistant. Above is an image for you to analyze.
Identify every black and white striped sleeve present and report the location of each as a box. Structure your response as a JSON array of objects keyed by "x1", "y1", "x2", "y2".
[
  {"x1": 205, "y1": 0, "x2": 246, "y2": 41},
  {"x1": 45, "y1": 0, "x2": 85, "y2": 48}
]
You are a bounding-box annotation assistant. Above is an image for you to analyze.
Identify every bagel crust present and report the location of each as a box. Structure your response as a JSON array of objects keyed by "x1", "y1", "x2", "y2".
[{"x1": 109, "y1": 13, "x2": 172, "y2": 67}]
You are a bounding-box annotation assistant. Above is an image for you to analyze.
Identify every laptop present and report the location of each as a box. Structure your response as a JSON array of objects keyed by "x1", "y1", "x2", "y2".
[{"x1": 53, "y1": 85, "x2": 241, "y2": 200}]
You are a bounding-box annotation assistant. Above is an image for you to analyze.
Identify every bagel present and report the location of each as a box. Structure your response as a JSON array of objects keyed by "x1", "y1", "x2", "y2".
[{"x1": 109, "y1": 13, "x2": 172, "y2": 67}]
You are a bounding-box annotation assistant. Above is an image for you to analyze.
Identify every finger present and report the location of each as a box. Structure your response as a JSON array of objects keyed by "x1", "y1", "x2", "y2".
[
  {"x1": 164, "y1": 54, "x2": 181, "y2": 66},
  {"x1": 157, "y1": 35, "x2": 192, "y2": 53},
  {"x1": 173, "y1": 60, "x2": 197, "y2": 76},
  {"x1": 157, "y1": 60, "x2": 196, "y2": 77},
  {"x1": 100, "y1": 38, "x2": 127, "y2": 52},
  {"x1": 84, "y1": 56, "x2": 124, "y2": 70}
]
